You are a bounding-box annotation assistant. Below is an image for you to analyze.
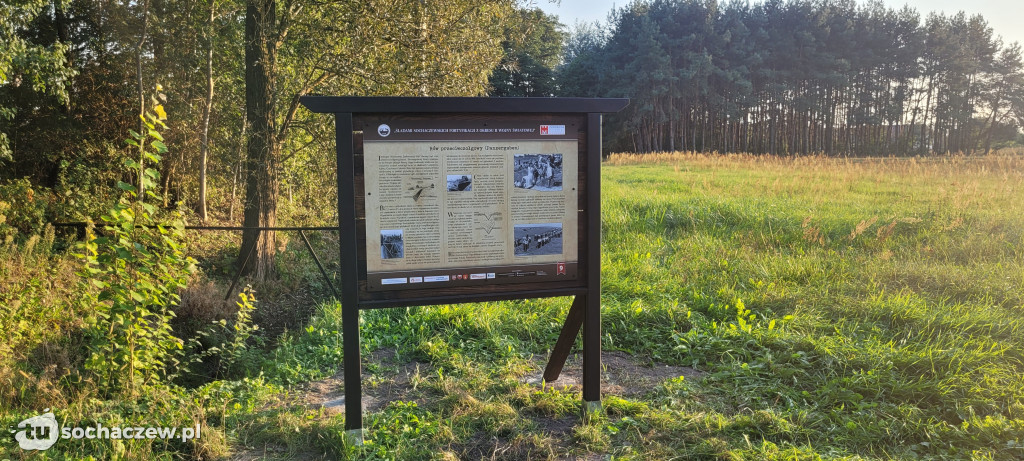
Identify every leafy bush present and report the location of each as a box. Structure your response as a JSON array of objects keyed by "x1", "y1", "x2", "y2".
[
  {"x1": 76, "y1": 105, "x2": 196, "y2": 396},
  {"x1": 52, "y1": 151, "x2": 126, "y2": 222},
  {"x1": 0, "y1": 178, "x2": 51, "y2": 244},
  {"x1": 190, "y1": 286, "x2": 262, "y2": 380}
]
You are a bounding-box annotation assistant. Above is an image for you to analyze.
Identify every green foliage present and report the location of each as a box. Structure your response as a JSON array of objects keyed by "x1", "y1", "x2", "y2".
[
  {"x1": 76, "y1": 106, "x2": 195, "y2": 396},
  {"x1": 0, "y1": 0, "x2": 77, "y2": 162},
  {"x1": 355, "y1": 401, "x2": 446, "y2": 459},
  {"x1": 52, "y1": 152, "x2": 128, "y2": 222},
  {"x1": 219, "y1": 287, "x2": 260, "y2": 374},
  {"x1": 0, "y1": 172, "x2": 114, "y2": 246},
  {"x1": 259, "y1": 304, "x2": 346, "y2": 385},
  {"x1": 0, "y1": 227, "x2": 78, "y2": 408},
  {"x1": 190, "y1": 286, "x2": 262, "y2": 380},
  {"x1": 489, "y1": 7, "x2": 564, "y2": 97},
  {"x1": 0, "y1": 178, "x2": 49, "y2": 244}
]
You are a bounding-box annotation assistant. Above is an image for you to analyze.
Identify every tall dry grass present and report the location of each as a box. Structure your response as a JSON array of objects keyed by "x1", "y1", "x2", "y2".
[
  {"x1": 606, "y1": 151, "x2": 1024, "y2": 176},
  {"x1": 605, "y1": 152, "x2": 1024, "y2": 212}
]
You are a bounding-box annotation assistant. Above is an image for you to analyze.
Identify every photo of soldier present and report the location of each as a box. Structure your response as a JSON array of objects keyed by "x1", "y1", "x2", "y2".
[
  {"x1": 380, "y1": 229, "x2": 404, "y2": 259},
  {"x1": 513, "y1": 223, "x2": 563, "y2": 257},
  {"x1": 513, "y1": 154, "x2": 562, "y2": 191}
]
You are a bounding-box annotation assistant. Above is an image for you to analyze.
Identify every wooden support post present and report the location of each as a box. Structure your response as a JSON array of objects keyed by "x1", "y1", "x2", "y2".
[
  {"x1": 543, "y1": 296, "x2": 586, "y2": 382},
  {"x1": 582, "y1": 113, "x2": 603, "y2": 413},
  {"x1": 336, "y1": 112, "x2": 364, "y2": 444}
]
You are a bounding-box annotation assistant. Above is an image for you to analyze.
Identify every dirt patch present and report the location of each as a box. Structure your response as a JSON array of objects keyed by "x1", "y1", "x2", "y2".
[
  {"x1": 299, "y1": 349, "x2": 700, "y2": 417},
  {"x1": 300, "y1": 347, "x2": 434, "y2": 416},
  {"x1": 559, "y1": 454, "x2": 607, "y2": 461},
  {"x1": 457, "y1": 432, "x2": 559, "y2": 461},
  {"x1": 535, "y1": 415, "x2": 576, "y2": 435},
  {"x1": 273, "y1": 350, "x2": 693, "y2": 460},
  {"x1": 227, "y1": 444, "x2": 325, "y2": 461},
  {"x1": 522, "y1": 351, "x2": 703, "y2": 397}
]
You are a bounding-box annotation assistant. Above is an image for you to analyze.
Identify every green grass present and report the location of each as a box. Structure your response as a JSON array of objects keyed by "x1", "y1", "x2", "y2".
[
  {"x1": 591, "y1": 154, "x2": 1024, "y2": 459},
  {"x1": 3, "y1": 153, "x2": 1023, "y2": 459},
  {"x1": 238, "y1": 154, "x2": 1024, "y2": 460}
]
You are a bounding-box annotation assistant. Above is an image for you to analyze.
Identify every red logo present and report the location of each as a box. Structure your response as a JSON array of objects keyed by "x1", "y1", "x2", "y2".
[
  {"x1": 556, "y1": 262, "x2": 566, "y2": 275},
  {"x1": 540, "y1": 125, "x2": 549, "y2": 135}
]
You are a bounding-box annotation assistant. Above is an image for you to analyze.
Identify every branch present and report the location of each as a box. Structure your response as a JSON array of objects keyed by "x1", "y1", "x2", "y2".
[
  {"x1": 280, "y1": 137, "x2": 319, "y2": 163},
  {"x1": 277, "y1": 70, "x2": 331, "y2": 142},
  {"x1": 274, "y1": 0, "x2": 302, "y2": 50}
]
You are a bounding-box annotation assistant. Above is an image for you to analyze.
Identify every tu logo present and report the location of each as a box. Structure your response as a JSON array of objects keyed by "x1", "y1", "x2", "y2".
[{"x1": 13, "y1": 409, "x2": 59, "y2": 450}]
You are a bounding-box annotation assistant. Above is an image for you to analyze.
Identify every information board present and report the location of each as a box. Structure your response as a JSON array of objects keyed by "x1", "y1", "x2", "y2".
[
  {"x1": 298, "y1": 96, "x2": 627, "y2": 440},
  {"x1": 362, "y1": 118, "x2": 580, "y2": 290}
]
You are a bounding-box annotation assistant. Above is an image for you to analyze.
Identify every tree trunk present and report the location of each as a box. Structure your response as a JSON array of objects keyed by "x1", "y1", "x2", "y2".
[
  {"x1": 240, "y1": 0, "x2": 279, "y2": 280},
  {"x1": 922, "y1": 73, "x2": 934, "y2": 154},
  {"x1": 983, "y1": 103, "x2": 1000, "y2": 155},
  {"x1": 198, "y1": 0, "x2": 216, "y2": 222},
  {"x1": 135, "y1": 0, "x2": 150, "y2": 195},
  {"x1": 669, "y1": 118, "x2": 675, "y2": 152},
  {"x1": 229, "y1": 112, "x2": 247, "y2": 223}
]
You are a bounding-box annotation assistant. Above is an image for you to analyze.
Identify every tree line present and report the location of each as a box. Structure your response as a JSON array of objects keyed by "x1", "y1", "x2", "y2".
[
  {"x1": 1, "y1": 0, "x2": 522, "y2": 276},
  {"x1": 555, "y1": 0, "x2": 1024, "y2": 155},
  {"x1": 4, "y1": 0, "x2": 1024, "y2": 277}
]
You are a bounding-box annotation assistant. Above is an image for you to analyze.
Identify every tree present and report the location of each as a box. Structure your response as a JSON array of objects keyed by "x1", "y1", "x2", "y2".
[
  {"x1": 980, "y1": 43, "x2": 1024, "y2": 153},
  {"x1": 0, "y1": 0, "x2": 76, "y2": 162},
  {"x1": 238, "y1": 0, "x2": 516, "y2": 279},
  {"x1": 489, "y1": 8, "x2": 564, "y2": 97},
  {"x1": 197, "y1": 0, "x2": 218, "y2": 222},
  {"x1": 239, "y1": 0, "x2": 279, "y2": 280}
]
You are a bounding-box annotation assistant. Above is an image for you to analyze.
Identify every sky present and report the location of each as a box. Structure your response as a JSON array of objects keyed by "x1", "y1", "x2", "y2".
[{"x1": 535, "y1": 0, "x2": 1024, "y2": 48}]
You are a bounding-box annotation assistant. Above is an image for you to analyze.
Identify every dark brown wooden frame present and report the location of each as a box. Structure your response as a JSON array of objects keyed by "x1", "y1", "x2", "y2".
[{"x1": 299, "y1": 96, "x2": 628, "y2": 437}]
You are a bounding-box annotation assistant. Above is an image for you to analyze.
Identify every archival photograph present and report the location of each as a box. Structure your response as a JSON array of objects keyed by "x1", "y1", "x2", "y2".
[
  {"x1": 447, "y1": 174, "x2": 472, "y2": 192},
  {"x1": 513, "y1": 154, "x2": 562, "y2": 191},
  {"x1": 380, "y1": 229, "x2": 404, "y2": 259},
  {"x1": 513, "y1": 223, "x2": 563, "y2": 257}
]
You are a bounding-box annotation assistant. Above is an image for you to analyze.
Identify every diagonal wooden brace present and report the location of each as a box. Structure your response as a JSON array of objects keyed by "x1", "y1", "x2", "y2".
[{"x1": 543, "y1": 295, "x2": 586, "y2": 382}]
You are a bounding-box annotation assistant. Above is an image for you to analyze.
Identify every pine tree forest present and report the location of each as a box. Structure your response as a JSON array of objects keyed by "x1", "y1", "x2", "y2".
[{"x1": 560, "y1": 0, "x2": 1024, "y2": 156}]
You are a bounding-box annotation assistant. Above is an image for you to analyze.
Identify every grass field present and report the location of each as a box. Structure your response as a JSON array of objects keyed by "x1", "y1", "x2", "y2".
[
  {"x1": 230, "y1": 153, "x2": 1024, "y2": 460},
  {"x1": 593, "y1": 153, "x2": 1024, "y2": 459},
  {"x1": 3, "y1": 153, "x2": 1024, "y2": 460}
]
